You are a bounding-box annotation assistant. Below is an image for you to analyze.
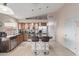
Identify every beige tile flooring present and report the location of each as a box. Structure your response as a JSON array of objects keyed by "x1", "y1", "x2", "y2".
[{"x1": 0, "y1": 40, "x2": 76, "y2": 56}]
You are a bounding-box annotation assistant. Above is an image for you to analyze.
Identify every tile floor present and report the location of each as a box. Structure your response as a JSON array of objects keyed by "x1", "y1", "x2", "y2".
[{"x1": 0, "y1": 40, "x2": 76, "y2": 56}]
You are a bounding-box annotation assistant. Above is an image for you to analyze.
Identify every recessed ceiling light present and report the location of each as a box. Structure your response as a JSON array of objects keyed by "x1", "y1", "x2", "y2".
[
  {"x1": 32, "y1": 9, "x2": 34, "y2": 11},
  {"x1": 46, "y1": 6, "x2": 48, "y2": 8},
  {"x1": 39, "y1": 8, "x2": 41, "y2": 10}
]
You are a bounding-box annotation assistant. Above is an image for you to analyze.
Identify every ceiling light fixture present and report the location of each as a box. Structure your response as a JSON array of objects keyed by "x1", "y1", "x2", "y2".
[
  {"x1": 46, "y1": 6, "x2": 48, "y2": 8},
  {"x1": 39, "y1": 8, "x2": 41, "y2": 10},
  {"x1": 32, "y1": 9, "x2": 34, "y2": 11},
  {"x1": 0, "y1": 3, "x2": 14, "y2": 15}
]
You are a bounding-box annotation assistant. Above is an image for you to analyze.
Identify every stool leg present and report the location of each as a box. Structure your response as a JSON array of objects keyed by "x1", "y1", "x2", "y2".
[
  {"x1": 34, "y1": 42, "x2": 37, "y2": 55},
  {"x1": 44, "y1": 42, "x2": 49, "y2": 55},
  {"x1": 44, "y1": 42, "x2": 46, "y2": 55},
  {"x1": 34, "y1": 42, "x2": 39, "y2": 55}
]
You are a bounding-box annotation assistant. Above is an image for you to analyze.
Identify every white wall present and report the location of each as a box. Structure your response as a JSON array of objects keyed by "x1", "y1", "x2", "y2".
[
  {"x1": 64, "y1": 17, "x2": 77, "y2": 54},
  {"x1": 54, "y1": 3, "x2": 79, "y2": 55}
]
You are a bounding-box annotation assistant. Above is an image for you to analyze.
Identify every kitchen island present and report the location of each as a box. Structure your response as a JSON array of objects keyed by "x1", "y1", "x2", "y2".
[{"x1": 0, "y1": 34, "x2": 24, "y2": 52}]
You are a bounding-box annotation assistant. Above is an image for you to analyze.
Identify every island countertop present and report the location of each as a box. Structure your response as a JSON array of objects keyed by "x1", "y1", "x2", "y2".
[
  {"x1": 1, "y1": 34, "x2": 20, "y2": 41},
  {"x1": 6, "y1": 34, "x2": 20, "y2": 38}
]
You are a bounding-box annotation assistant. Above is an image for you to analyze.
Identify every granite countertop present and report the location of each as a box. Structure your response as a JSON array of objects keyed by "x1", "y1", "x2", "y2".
[
  {"x1": 6, "y1": 34, "x2": 20, "y2": 38},
  {"x1": 1, "y1": 34, "x2": 20, "y2": 41}
]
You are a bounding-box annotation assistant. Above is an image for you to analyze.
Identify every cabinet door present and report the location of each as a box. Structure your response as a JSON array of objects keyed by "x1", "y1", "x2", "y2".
[
  {"x1": 16, "y1": 35, "x2": 20, "y2": 44},
  {"x1": 20, "y1": 35, "x2": 23, "y2": 41},
  {"x1": 23, "y1": 34, "x2": 28, "y2": 41}
]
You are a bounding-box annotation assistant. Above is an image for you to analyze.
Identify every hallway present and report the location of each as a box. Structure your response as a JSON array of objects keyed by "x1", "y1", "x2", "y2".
[{"x1": 0, "y1": 40, "x2": 75, "y2": 56}]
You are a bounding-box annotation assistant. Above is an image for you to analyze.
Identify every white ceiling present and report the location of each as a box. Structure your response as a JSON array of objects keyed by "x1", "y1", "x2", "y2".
[
  {"x1": 0, "y1": 3, "x2": 64, "y2": 19},
  {"x1": 0, "y1": 13, "x2": 17, "y2": 23}
]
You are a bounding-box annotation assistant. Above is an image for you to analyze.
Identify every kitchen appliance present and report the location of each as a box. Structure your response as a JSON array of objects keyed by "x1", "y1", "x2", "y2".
[
  {"x1": 0, "y1": 32, "x2": 7, "y2": 42},
  {"x1": 0, "y1": 32, "x2": 7, "y2": 52},
  {"x1": 0, "y1": 32, "x2": 7, "y2": 37}
]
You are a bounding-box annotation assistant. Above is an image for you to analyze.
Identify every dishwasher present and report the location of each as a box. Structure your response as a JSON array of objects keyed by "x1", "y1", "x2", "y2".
[{"x1": 10, "y1": 36, "x2": 17, "y2": 50}]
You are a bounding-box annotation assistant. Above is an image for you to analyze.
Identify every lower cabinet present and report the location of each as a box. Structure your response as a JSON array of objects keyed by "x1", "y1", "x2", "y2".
[
  {"x1": 23, "y1": 34, "x2": 28, "y2": 41},
  {"x1": 0, "y1": 34, "x2": 26, "y2": 52},
  {"x1": 0, "y1": 40, "x2": 10, "y2": 52},
  {"x1": 16, "y1": 34, "x2": 24, "y2": 45}
]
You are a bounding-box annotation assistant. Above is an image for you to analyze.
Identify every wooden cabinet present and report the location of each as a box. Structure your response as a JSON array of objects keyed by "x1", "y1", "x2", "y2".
[
  {"x1": 23, "y1": 34, "x2": 28, "y2": 41},
  {"x1": 16, "y1": 34, "x2": 24, "y2": 45},
  {"x1": 16, "y1": 35, "x2": 20, "y2": 44}
]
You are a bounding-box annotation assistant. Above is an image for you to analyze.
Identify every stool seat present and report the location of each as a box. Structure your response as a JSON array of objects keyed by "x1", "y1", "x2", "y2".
[
  {"x1": 41, "y1": 36, "x2": 52, "y2": 42},
  {"x1": 32, "y1": 36, "x2": 39, "y2": 42}
]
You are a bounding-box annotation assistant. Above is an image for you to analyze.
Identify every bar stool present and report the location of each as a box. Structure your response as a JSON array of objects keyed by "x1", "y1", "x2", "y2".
[
  {"x1": 41, "y1": 36, "x2": 51, "y2": 55},
  {"x1": 31, "y1": 36, "x2": 39, "y2": 55}
]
